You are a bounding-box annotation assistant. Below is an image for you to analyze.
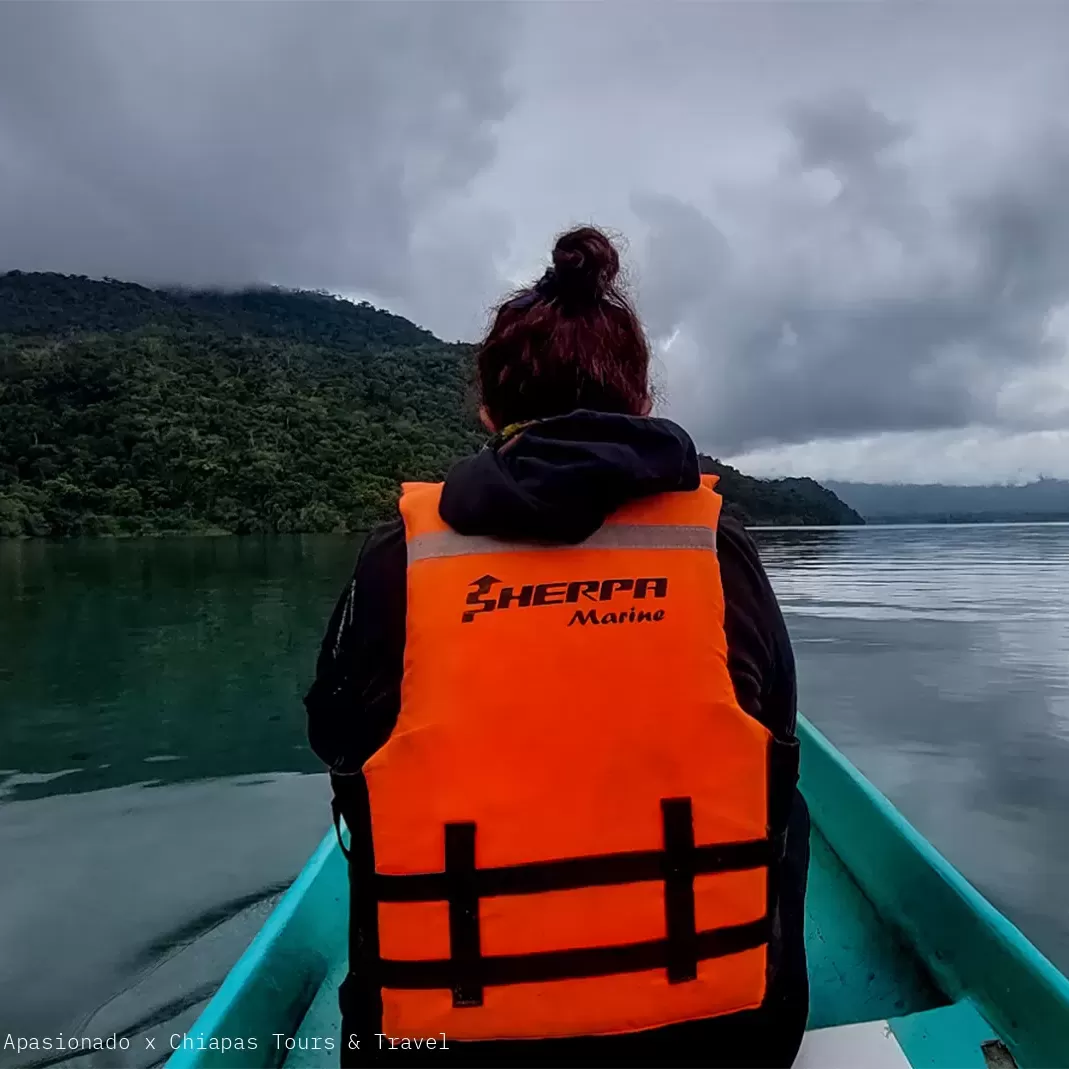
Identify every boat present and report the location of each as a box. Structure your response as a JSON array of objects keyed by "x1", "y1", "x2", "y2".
[{"x1": 165, "y1": 717, "x2": 1069, "y2": 1068}]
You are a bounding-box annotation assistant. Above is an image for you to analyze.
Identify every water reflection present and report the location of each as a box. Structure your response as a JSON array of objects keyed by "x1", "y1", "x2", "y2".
[
  {"x1": 3, "y1": 525, "x2": 1069, "y2": 1064},
  {"x1": 754, "y1": 523, "x2": 1069, "y2": 969},
  {"x1": 1, "y1": 535, "x2": 362, "y2": 800},
  {"x1": 0, "y1": 773, "x2": 329, "y2": 1067},
  {"x1": 1, "y1": 535, "x2": 358, "y2": 1067}
]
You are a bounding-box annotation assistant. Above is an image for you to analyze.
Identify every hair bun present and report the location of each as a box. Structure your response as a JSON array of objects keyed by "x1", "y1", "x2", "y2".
[{"x1": 550, "y1": 226, "x2": 620, "y2": 303}]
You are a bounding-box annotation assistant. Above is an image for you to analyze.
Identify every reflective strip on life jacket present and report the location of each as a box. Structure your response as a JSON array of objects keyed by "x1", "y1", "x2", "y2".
[
  {"x1": 362, "y1": 474, "x2": 778, "y2": 1042},
  {"x1": 408, "y1": 523, "x2": 717, "y2": 562}
]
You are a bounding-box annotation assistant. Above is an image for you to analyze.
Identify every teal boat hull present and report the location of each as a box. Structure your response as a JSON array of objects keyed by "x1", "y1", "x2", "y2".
[{"x1": 166, "y1": 718, "x2": 1069, "y2": 1068}]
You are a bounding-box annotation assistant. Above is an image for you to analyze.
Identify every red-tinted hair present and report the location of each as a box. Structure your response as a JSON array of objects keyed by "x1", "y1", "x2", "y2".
[{"x1": 477, "y1": 226, "x2": 652, "y2": 428}]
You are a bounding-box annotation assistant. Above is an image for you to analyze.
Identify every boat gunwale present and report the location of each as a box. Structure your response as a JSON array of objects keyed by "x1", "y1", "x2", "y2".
[
  {"x1": 799, "y1": 714, "x2": 1069, "y2": 1068},
  {"x1": 166, "y1": 719, "x2": 1069, "y2": 1068},
  {"x1": 165, "y1": 827, "x2": 341, "y2": 1069}
]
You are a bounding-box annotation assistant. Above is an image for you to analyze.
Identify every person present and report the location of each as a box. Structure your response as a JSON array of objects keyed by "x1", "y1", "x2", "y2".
[{"x1": 305, "y1": 225, "x2": 810, "y2": 1068}]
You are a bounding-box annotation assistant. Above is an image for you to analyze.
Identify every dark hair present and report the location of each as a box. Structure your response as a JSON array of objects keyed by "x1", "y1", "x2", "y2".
[{"x1": 477, "y1": 226, "x2": 652, "y2": 428}]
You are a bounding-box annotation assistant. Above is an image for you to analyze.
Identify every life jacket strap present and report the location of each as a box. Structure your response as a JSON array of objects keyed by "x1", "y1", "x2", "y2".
[
  {"x1": 374, "y1": 835, "x2": 773, "y2": 901},
  {"x1": 373, "y1": 797, "x2": 774, "y2": 1007},
  {"x1": 377, "y1": 917, "x2": 771, "y2": 994}
]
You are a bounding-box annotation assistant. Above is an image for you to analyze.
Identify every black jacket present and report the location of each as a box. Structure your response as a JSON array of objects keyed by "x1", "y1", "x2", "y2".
[{"x1": 305, "y1": 411, "x2": 809, "y2": 1067}]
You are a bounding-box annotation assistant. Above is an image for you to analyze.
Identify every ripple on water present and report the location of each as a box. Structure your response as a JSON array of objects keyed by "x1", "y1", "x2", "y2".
[{"x1": 755, "y1": 522, "x2": 1069, "y2": 972}]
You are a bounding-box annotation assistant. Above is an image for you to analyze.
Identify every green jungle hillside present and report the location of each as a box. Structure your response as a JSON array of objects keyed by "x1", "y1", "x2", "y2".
[
  {"x1": 0, "y1": 272, "x2": 862, "y2": 536},
  {"x1": 702, "y1": 457, "x2": 864, "y2": 527}
]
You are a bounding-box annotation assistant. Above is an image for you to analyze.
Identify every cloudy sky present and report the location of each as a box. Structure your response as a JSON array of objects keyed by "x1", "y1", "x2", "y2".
[{"x1": 3, "y1": 1, "x2": 1069, "y2": 484}]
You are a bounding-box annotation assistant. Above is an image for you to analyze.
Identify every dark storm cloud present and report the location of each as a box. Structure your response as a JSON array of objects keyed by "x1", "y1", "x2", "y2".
[
  {"x1": 4, "y1": 1, "x2": 1069, "y2": 465},
  {"x1": 0, "y1": 2, "x2": 515, "y2": 321},
  {"x1": 630, "y1": 193, "x2": 731, "y2": 342},
  {"x1": 634, "y1": 90, "x2": 1069, "y2": 455},
  {"x1": 788, "y1": 90, "x2": 908, "y2": 176}
]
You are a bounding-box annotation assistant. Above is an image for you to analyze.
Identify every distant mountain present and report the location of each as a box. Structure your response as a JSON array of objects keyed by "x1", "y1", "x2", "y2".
[
  {"x1": 1, "y1": 270, "x2": 861, "y2": 536},
  {"x1": 827, "y1": 479, "x2": 1069, "y2": 523},
  {"x1": 703, "y1": 457, "x2": 864, "y2": 527}
]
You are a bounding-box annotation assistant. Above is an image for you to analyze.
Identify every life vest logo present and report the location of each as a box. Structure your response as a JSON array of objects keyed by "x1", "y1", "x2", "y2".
[{"x1": 462, "y1": 574, "x2": 668, "y2": 625}]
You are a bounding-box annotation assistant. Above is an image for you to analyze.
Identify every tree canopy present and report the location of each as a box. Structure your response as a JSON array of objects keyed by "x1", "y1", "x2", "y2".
[
  {"x1": 701, "y1": 457, "x2": 864, "y2": 526},
  {"x1": 0, "y1": 272, "x2": 862, "y2": 536}
]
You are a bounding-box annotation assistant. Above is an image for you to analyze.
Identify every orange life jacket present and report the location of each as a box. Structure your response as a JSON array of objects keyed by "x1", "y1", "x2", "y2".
[{"x1": 362, "y1": 474, "x2": 792, "y2": 1042}]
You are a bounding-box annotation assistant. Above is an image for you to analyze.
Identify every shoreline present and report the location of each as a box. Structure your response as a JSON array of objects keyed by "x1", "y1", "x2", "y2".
[{"x1": 7, "y1": 519, "x2": 1069, "y2": 542}]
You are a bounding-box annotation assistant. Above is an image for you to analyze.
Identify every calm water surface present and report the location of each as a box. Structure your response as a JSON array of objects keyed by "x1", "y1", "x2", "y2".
[{"x1": 2, "y1": 525, "x2": 1068, "y2": 1064}]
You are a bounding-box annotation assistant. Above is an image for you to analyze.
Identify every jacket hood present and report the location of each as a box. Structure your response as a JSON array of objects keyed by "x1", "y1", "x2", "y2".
[{"x1": 438, "y1": 410, "x2": 700, "y2": 544}]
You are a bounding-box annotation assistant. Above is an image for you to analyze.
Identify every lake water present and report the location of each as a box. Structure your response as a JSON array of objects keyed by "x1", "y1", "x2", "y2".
[{"x1": 2, "y1": 525, "x2": 1069, "y2": 1064}]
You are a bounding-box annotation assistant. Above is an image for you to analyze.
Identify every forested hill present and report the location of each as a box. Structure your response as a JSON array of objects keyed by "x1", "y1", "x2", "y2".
[
  {"x1": 701, "y1": 457, "x2": 864, "y2": 527},
  {"x1": 1, "y1": 271, "x2": 861, "y2": 536},
  {"x1": 0, "y1": 272, "x2": 482, "y2": 536}
]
